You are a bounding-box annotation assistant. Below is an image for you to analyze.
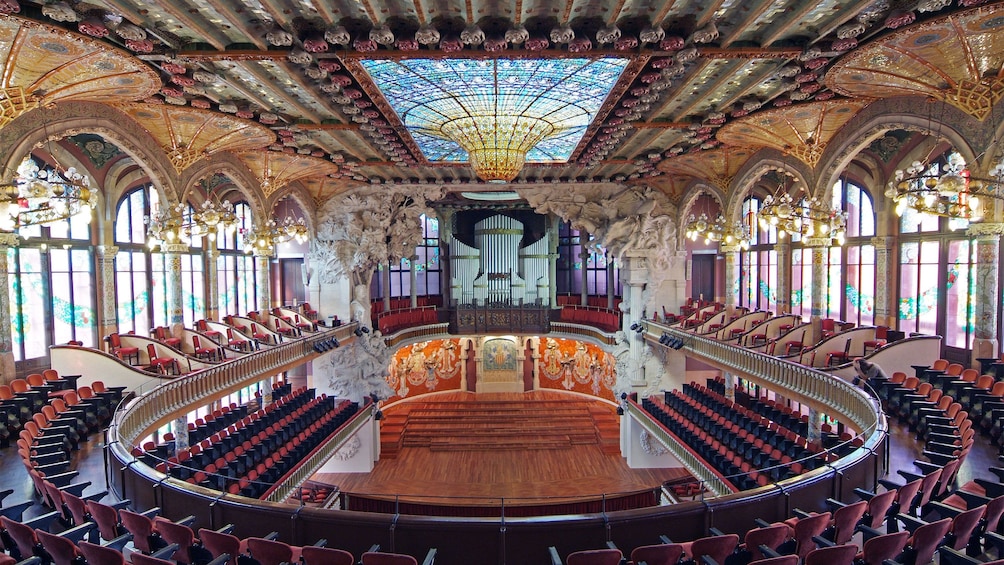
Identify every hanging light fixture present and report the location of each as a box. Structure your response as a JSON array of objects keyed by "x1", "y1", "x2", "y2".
[
  {"x1": 884, "y1": 152, "x2": 1004, "y2": 222},
  {"x1": 146, "y1": 197, "x2": 237, "y2": 248},
  {"x1": 684, "y1": 212, "x2": 750, "y2": 249},
  {"x1": 757, "y1": 187, "x2": 847, "y2": 244},
  {"x1": 0, "y1": 157, "x2": 96, "y2": 234},
  {"x1": 243, "y1": 215, "x2": 309, "y2": 254}
]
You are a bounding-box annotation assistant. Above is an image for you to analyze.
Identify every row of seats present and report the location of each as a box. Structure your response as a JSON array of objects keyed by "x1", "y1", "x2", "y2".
[
  {"x1": 370, "y1": 296, "x2": 442, "y2": 318},
  {"x1": 559, "y1": 307, "x2": 621, "y2": 333},
  {"x1": 376, "y1": 308, "x2": 438, "y2": 335}
]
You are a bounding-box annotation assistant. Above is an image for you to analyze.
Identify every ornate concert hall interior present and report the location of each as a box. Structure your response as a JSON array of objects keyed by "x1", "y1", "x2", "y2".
[{"x1": 1, "y1": 0, "x2": 1004, "y2": 563}]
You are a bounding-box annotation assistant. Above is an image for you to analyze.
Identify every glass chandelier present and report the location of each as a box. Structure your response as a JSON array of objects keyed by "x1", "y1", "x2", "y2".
[
  {"x1": 885, "y1": 152, "x2": 1004, "y2": 221},
  {"x1": 757, "y1": 189, "x2": 847, "y2": 244},
  {"x1": 684, "y1": 212, "x2": 751, "y2": 249},
  {"x1": 147, "y1": 198, "x2": 237, "y2": 248},
  {"x1": 0, "y1": 157, "x2": 96, "y2": 234},
  {"x1": 243, "y1": 216, "x2": 308, "y2": 254},
  {"x1": 440, "y1": 114, "x2": 555, "y2": 182}
]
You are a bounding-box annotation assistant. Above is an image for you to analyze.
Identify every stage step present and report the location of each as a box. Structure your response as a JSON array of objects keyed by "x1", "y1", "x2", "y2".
[{"x1": 379, "y1": 394, "x2": 621, "y2": 455}]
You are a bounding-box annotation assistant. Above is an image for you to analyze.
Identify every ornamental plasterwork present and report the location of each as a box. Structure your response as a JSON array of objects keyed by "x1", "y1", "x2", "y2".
[
  {"x1": 331, "y1": 435, "x2": 362, "y2": 461},
  {"x1": 310, "y1": 184, "x2": 444, "y2": 325},
  {"x1": 316, "y1": 332, "x2": 394, "y2": 403},
  {"x1": 518, "y1": 183, "x2": 676, "y2": 262},
  {"x1": 967, "y1": 223, "x2": 1004, "y2": 237},
  {"x1": 639, "y1": 429, "x2": 670, "y2": 456}
]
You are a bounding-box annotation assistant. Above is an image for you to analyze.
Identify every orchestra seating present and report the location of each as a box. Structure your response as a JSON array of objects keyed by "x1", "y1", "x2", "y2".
[{"x1": 375, "y1": 307, "x2": 438, "y2": 335}]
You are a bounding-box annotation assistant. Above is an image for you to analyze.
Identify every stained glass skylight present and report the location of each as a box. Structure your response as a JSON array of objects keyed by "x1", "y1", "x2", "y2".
[{"x1": 360, "y1": 58, "x2": 629, "y2": 165}]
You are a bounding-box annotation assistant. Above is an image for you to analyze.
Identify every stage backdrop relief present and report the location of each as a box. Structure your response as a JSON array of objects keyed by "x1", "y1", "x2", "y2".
[
  {"x1": 385, "y1": 338, "x2": 463, "y2": 402},
  {"x1": 538, "y1": 337, "x2": 617, "y2": 401}
]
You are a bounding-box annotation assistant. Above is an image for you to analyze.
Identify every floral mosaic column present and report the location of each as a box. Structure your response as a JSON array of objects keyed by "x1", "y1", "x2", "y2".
[
  {"x1": 870, "y1": 236, "x2": 895, "y2": 328},
  {"x1": 0, "y1": 233, "x2": 18, "y2": 383},
  {"x1": 205, "y1": 247, "x2": 220, "y2": 321},
  {"x1": 804, "y1": 237, "x2": 830, "y2": 342},
  {"x1": 162, "y1": 243, "x2": 187, "y2": 330},
  {"x1": 720, "y1": 246, "x2": 740, "y2": 311},
  {"x1": 775, "y1": 240, "x2": 791, "y2": 314},
  {"x1": 173, "y1": 415, "x2": 189, "y2": 452},
  {"x1": 96, "y1": 245, "x2": 119, "y2": 347},
  {"x1": 253, "y1": 247, "x2": 272, "y2": 313},
  {"x1": 622, "y1": 254, "x2": 648, "y2": 387},
  {"x1": 968, "y1": 223, "x2": 1004, "y2": 363}
]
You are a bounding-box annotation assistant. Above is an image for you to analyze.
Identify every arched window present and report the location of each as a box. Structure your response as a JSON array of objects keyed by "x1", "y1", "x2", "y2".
[
  {"x1": 833, "y1": 179, "x2": 876, "y2": 327},
  {"x1": 371, "y1": 214, "x2": 444, "y2": 303},
  {"x1": 739, "y1": 196, "x2": 777, "y2": 311},
  {"x1": 217, "y1": 202, "x2": 257, "y2": 315},
  {"x1": 179, "y1": 203, "x2": 205, "y2": 325},
  {"x1": 8, "y1": 158, "x2": 95, "y2": 360},
  {"x1": 897, "y1": 151, "x2": 978, "y2": 353},
  {"x1": 114, "y1": 185, "x2": 155, "y2": 335}
]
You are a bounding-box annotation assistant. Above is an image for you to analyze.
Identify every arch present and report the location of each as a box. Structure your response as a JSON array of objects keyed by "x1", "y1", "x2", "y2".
[
  {"x1": 178, "y1": 152, "x2": 266, "y2": 218},
  {"x1": 0, "y1": 102, "x2": 180, "y2": 207},
  {"x1": 269, "y1": 182, "x2": 317, "y2": 236},
  {"x1": 726, "y1": 150, "x2": 812, "y2": 221},
  {"x1": 817, "y1": 97, "x2": 984, "y2": 202}
]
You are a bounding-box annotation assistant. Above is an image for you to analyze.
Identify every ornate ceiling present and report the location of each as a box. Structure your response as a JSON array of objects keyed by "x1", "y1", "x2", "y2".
[{"x1": 0, "y1": 0, "x2": 1002, "y2": 206}]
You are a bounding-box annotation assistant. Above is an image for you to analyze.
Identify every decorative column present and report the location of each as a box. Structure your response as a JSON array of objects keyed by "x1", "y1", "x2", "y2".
[
  {"x1": 806, "y1": 407, "x2": 823, "y2": 443},
  {"x1": 205, "y1": 247, "x2": 220, "y2": 321},
  {"x1": 579, "y1": 238, "x2": 589, "y2": 306},
  {"x1": 173, "y1": 416, "x2": 189, "y2": 453},
  {"x1": 775, "y1": 239, "x2": 791, "y2": 314},
  {"x1": 723, "y1": 372, "x2": 735, "y2": 402},
  {"x1": 720, "y1": 245, "x2": 741, "y2": 312},
  {"x1": 804, "y1": 237, "x2": 831, "y2": 342},
  {"x1": 870, "y1": 236, "x2": 896, "y2": 329},
  {"x1": 96, "y1": 245, "x2": 119, "y2": 343},
  {"x1": 382, "y1": 264, "x2": 391, "y2": 310},
  {"x1": 0, "y1": 233, "x2": 18, "y2": 382},
  {"x1": 606, "y1": 258, "x2": 616, "y2": 309},
  {"x1": 967, "y1": 223, "x2": 1004, "y2": 364},
  {"x1": 162, "y1": 243, "x2": 188, "y2": 332},
  {"x1": 409, "y1": 258, "x2": 418, "y2": 308},
  {"x1": 253, "y1": 247, "x2": 272, "y2": 313},
  {"x1": 622, "y1": 253, "x2": 648, "y2": 388},
  {"x1": 545, "y1": 216, "x2": 557, "y2": 308}
]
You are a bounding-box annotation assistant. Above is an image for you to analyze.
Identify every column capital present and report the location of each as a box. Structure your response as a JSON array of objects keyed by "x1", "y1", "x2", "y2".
[
  {"x1": 869, "y1": 236, "x2": 896, "y2": 248},
  {"x1": 0, "y1": 233, "x2": 19, "y2": 248},
  {"x1": 967, "y1": 222, "x2": 1004, "y2": 238},
  {"x1": 719, "y1": 244, "x2": 743, "y2": 254},
  {"x1": 161, "y1": 243, "x2": 190, "y2": 254},
  {"x1": 96, "y1": 244, "x2": 120, "y2": 259},
  {"x1": 252, "y1": 246, "x2": 274, "y2": 258},
  {"x1": 205, "y1": 246, "x2": 221, "y2": 260},
  {"x1": 801, "y1": 236, "x2": 832, "y2": 248}
]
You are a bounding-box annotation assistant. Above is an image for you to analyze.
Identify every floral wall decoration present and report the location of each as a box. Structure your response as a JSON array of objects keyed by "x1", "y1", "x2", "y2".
[
  {"x1": 386, "y1": 338, "x2": 463, "y2": 402},
  {"x1": 538, "y1": 337, "x2": 616, "y2": 401}
]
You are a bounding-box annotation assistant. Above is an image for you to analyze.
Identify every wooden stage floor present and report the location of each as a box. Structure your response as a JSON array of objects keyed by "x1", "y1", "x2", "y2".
[{"x1": 311, "y1": 391, "x2": 689, "y2": 507}]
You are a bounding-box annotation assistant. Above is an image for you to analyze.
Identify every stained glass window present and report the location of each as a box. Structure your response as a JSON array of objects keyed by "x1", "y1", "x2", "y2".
[
  {"x1": 218, "y1": 202, "x2": 257, "y2": 315},
  {"x1": 360, "y1": 57, "x2": 628, "y2": 163}
]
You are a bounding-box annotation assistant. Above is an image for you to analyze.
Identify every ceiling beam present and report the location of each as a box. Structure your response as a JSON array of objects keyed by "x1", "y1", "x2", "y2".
[{"x1": 175, "y1": 46, "x2": 803, "y2": 62}]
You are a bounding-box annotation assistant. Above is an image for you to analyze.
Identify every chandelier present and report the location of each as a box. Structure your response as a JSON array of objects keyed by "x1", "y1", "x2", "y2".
[
  {"x1": 146, "y1": 198, "x2": 237, "y2": 248},
  {"x1": 243, "y1": 216, "x2": 309, "y2": 254},
  {"x1": 757, "y1": 190, "x2": 847, "y2": 244},
  {"x1": 0, "y1": 157, "x2": 96, "y2": 234},
  {"x1": 885, "y1": 152, "x2": 1004, "y2": 221},
  {"x1": 441, "y1": 115, "x2": 555, "y2": 182},
  {"x1": 684, "y1": 212, "x2": 751, "y2": 249}
]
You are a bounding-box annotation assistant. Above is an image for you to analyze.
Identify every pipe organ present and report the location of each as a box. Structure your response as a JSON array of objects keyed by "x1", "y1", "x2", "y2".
[{"x1": 449, "y1": 213, "x2": 551, "y2": 306}]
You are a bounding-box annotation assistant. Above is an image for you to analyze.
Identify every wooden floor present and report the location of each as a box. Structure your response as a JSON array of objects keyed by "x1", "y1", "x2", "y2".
[{"x1": 311, "y1": 391, "x2": 690, "y2": 506}]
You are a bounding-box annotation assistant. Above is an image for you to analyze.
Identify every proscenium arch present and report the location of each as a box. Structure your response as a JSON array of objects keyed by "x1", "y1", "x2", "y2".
[
  {"x1": 817, "y1": 96, "x2": 985, "y2": 201},
  {"x1": 0, "y1": 102, "x2": 181, "y2": 205}
]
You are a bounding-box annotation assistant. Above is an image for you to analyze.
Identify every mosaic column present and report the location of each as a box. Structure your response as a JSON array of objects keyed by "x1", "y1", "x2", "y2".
[
  {"x1": 967, "y1": 223, "x2": 1004, "y2": 364},
  {"x1": 723, "y1": 372, "x2": 735, "y2": 402},
  {"x1": 804, "y1": 237, "x2": 830, "y2": 342},
  {"x1": 622, "y1": 254, "x2": 649, "y2": 387},
  {"x1": 775, "y1": 240, "x2": 791, "y2": 314},
  {"x1": 548, "y1": 215, "x2": 559, "y2": 308},
  {"x1": 204, "y1": 247, "x2": 220, "y2": 321},
  {"x1": 410, "y1": 259, "x2": 418, "y2": 308},
  {"x1": 162, "y1": 243, "x2": 188, "y2": 331},
  {"x1": 870, "y1": 236, "x2": 896, "y2": 329},
  {"x1": 806, "y1": 407, "x2": 823, "y2": 443},
  {"x1": 253, "y1": 247, "x2": 272, "y2": 313},
  {"x1": 579, "y1": 241, "x2": 589, "y2": 306},
  {"x1": 0, "y1": 233, "x2": 18, "y2": 383},
  {"x1": 96, "y1": 245, "x2": 119, "y2": 345},
  {"x1": 173, "y1": 415, "x2": 189, "y2": 453},
  {"x1": 720, "y1": 245, "x2": 741, "y2": 311}
]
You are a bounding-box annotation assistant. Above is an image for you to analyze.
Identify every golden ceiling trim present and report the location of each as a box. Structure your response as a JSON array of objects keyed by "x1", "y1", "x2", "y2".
[
  {"x1": 0, "y1": 86, "x2": 36, "y2": 128},
  {"x1": 825, "y1": 3, "x2": 1004, "y2": 121}
]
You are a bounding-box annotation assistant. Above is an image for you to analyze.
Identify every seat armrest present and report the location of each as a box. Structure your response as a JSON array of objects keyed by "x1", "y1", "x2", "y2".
[
  {"x1": 151, "y1": 544, "x2": 181, "y2": 561},
  {"x1": 896, "y1": 513, "x2": 927, "y2": 534},
  {"x1": 548, "y1": 546, "x2": 562, "y2": 565},
  {"x1": 421, "y1": 548, "x2": 437, "y2": 565},
  {"x1": 59, "y1": 522, "x2": 97, "y2": 543}
]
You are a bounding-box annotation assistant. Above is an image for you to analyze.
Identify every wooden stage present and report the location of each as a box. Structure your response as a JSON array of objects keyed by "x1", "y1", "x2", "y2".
[{"x1": 311, "y1": 391, "x2": 690, "y2": 513}]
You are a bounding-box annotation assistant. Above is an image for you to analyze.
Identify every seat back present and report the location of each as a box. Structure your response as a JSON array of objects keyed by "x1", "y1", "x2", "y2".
[
  {"x1": 198, "y1": 528, "x2": 241, "y2": 565},
  {"x1": 864, "y1": 488, "x2": 898, "y2": 529},
  {"x1": 744, "y1": 524, "x2": 790, "y2": 561},
  {"x1": 360, "y1": 552, "x2": 419, "y2": 565},
  {"x1": 831, "y1": 500, "x2": 867, "y2": 544},
  {"x1": 948, "y1": 505, "x2": 986, "y2": 551},
  {"x1": 79, "y1": 541, "x2": 126, "y2": 565},
  {"x1": 36, "y1": 528, "x2": 83, "y2": 565},
  {"x1": 803, "y1": 544, "x2": 858, "y2": 565},
  {"x1": 690, "y1": 533, "x2": 740, "y2": 564},
  {"x1": 793, "y1": 513, "x2": 831, "y2": 559},
  {"x1": 861, "y1": 531, "x2": 909, "y2": 565},
  {"x1": 0, "y1": 515, "x2": 39, "y2": 559},
  {"x1": 120, "y1": 509, "x2": 158, "y2": 553},
  {"x1": 630, "y1": 543, "x2": 684, "y2": 565},
  {"x1": 245, "y1": 537, "x2": 293, "y2": 565},
  {"x1": 909, "y1": 518, "x2": 952, "y2": 565},
  {"x1": 85, "y1": 500, "x2": 121, "y2": 541},
  {"x1": 300, "y1": 546, "x2": 355, "y2": 565}
]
